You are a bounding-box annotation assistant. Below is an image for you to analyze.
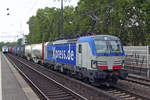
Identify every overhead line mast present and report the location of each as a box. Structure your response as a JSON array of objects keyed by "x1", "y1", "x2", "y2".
[{"x1": 60, "y1": 0, "x2": 64, "y2": 37}]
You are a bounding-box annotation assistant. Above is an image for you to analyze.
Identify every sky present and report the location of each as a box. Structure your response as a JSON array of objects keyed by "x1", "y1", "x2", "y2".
[{"x1": 0, "y1": 0, "x2": 79, "y2": 42}]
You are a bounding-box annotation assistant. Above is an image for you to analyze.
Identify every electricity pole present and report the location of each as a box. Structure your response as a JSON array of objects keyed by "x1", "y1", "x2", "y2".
[{"x1": 60, "y1": 0, "x2": 64, "y2": 36}]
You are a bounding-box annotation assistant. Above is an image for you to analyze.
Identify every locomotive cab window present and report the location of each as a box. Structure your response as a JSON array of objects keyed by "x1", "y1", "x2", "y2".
[
  {"x1": 94, "y1": 40, "x2": 108, "y2": 53},
  {"x1": 109, "y1": 40, "x2": 122, "y2": 53},
  {"x1": 94, "y1": 39, "x2": 122, "y2": 54},
  {"x1": 79, "y1": 44, "x2": 82, "y2": 53}
]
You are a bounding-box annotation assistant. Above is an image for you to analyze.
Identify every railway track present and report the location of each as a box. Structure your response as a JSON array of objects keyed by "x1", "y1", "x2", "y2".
[
  {"x1": 126, "y1": 77, "x2": 150, "y2": 88},
  {"x1": 107, "y1": 82, "x2": 150, "y2": 100},
  {"x1": 6, "y1": 54, "x2": 87, "y2": 100},
  {"x1": 106, "y1": 87, "x2": 143, "y2": 100},
  {"x1": 127, "y1": 75, "x2": 150, "y2": 87},
  {"x1": 5, "y1": 54, "x2": 150, "y2": 100},
  {"x1": 108, "y1": 73, "x2": 150, "y2": 100}
]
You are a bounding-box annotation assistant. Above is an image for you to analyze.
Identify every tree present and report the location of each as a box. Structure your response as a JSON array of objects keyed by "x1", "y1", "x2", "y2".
[{"x1": 26, "y1": 0, "x2": 150, "y2": 46}]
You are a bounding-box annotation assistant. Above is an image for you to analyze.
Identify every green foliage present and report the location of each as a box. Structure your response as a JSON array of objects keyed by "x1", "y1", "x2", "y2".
[
  {"x1": 17, "y1": 38, "x2": 23, "y2": 45},
  {"x1": 26, "y1": 0, "x2": 150, "y2": 46},
  {"x1": 0, "y1": 42, "x2": 4, "y2": 51}
]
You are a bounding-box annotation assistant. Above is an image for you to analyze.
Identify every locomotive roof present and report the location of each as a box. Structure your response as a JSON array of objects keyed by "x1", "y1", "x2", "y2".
[
  {"x1": 78, "y1": 35, "x2": 120, "y2": 43},
  {"x1": 93, "y1": 35, "x2": 120, "y2": 40},
  {"x1": 50, "y1": 35, "x2": 120, "y2": 45}
]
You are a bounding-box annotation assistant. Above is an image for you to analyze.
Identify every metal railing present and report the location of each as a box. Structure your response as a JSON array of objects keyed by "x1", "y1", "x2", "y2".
[{"x1": 124, "y1": 46, "x2": 150, "y2": 78}]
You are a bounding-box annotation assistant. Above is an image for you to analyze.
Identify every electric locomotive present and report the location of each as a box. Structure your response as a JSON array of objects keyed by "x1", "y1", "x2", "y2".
[
  {"x1": 2, "y1": 45, "x2": 9, "y2": 53},
  {"x1": 45, "y1": 35, "x2": 128, "y2": 85}
]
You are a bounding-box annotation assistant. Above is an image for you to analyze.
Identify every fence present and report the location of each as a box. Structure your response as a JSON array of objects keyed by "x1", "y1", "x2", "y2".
[{"x1": 124, "y1": 46, "x2": 150, "y2": 78}]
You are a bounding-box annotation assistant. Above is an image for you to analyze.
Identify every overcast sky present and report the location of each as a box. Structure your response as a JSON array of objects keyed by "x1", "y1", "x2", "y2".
[{"x1": 0, "y1": 0, "x2": 79, "y2": 42}]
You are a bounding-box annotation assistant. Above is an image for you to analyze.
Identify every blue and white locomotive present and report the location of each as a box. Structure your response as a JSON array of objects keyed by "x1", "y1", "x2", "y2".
[{"x1": 44, "y1": 35, "x2": 128, "y2": 85}]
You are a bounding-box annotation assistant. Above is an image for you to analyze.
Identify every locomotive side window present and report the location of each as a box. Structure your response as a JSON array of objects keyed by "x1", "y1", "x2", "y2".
[{"x1": 79, "y1": 44, "x2": 82, "y2": 53}]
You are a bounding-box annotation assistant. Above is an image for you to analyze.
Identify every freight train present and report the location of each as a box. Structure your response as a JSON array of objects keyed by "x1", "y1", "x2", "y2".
[{"x1": 9, "y1": 35, "x2": 128, "y2": 86}]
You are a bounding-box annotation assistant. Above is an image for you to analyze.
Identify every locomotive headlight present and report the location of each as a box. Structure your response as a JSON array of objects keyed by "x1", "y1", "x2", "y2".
[{"x1": 91, "y1": 60, "x2": 97, "y2": 69}]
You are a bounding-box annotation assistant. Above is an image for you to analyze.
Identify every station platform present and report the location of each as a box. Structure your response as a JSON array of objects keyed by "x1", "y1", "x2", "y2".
[{"x1": 0, "y1": 52, "x2": 40, "y2": 100}]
